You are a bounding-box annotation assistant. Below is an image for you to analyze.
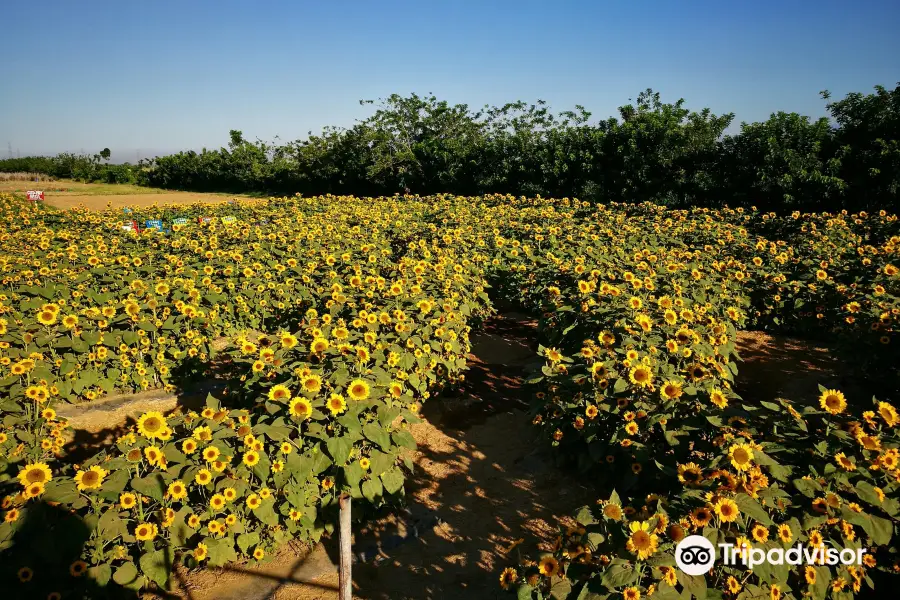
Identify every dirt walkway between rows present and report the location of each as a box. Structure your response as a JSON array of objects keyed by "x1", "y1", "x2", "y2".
[{"x1": 154, "y1": 316, "x2": 852, "y2": 600}]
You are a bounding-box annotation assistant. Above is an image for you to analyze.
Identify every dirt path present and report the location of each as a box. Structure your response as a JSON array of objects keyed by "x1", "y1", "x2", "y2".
[{"x1": 734, "y1": 330, "x2": 867, "y2": 406}]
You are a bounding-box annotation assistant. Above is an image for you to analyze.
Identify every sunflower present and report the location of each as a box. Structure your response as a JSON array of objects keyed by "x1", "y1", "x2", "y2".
[
  {"x1": 537, "y1": 555, "x2": 559, "y2": 577},
  {"x1": 690, "y1": 506, "x2": 713, "y2": 528},
  {"x1": 311, "y1": 337, "x2": 328, "y2": 353},
  {"x1": 777, "y1": 523, "x2": 793, "y2": 543},
  {"x1": 22, "y1": 481, "x2": 45, "y2": 499},
  {"x1": 302, "y1": 374, "x2": 323, "y2": 395},
  {"x1": 168, "y1": 480, "x2": 187, "y2": 500},
  {"x1": 626, "y1": 521, "x2": 659, "y2": 559},
  {"x1": 289, "y1": 398, "x2": 313, "y2": 419},
  {"x1": 267, "y1": 384, "x2": 291, "y2": 402},
  {"x1": 878, "y1": 402, "x2": 899, "y2": 427},
  {"x1": 725, "y1": 575, "x2": 741, "y2": 596},
  {"x1": 499, "y1": 567, "x2": 518, "y2": 589},
  {"x1": 628, "y1": 365, "x2": 653, "y2": 388},
  {"x1": 195, "y1": 468, "x2": 213, "y2": 486},
  {"x1": 591, "y1": 363, "x2": 608, "y2": 378},
  {"x1": 677, "y1": 462, "x2": 703, "y2": 486},
  {"x1": 818, "y1": 389, "x2": 847, "y2": 415},
  {"x1": 713, "y1": 498, "x2": 739, "y2": 523},
  {"x1": 195, "y1": 543, "x2": 208, "y2": 561},
  {"x1": 279, "y1": 333, "x2": 298, "y2": 349},
  {"x1": 858, "y1": 434, "x2": 881, "y2": 451},
  {"x1": 623, "y1": 587, "x2": 641, "y2": 600},
  {"x1": 36, "y1": 309, "x2": 57, "y2": 326},
  {"x1": 602, "y1": 502, "x2": 623, "y2": 521},
  {"x1": 246, "y1": 494, "x2": 262, "y2": 510},
  {"x1": 144, "y1": 445, "x2": 166, "y2": 467},
  {"x1": 207, "y1": 520, "x2": 224, "y2": 536},
  {"x1": 253, "y1": 547, "x2": 265, "y2": 560},
  {"x1": 120, "y1": 492, "x2": 137, "y2": 509},
  {"x1": 835, "y1": 452, "x2": 856, "y2": 471},
  {"x1": 136, "y1": 411, "x2": 167, "y2": 439},
  {"x1": 751, "y1": 524, "x2": 769, "y2": 543},
  {"x1": 666, "y1": 523, "x2": 685, "y2": 543},
  {"x1": 74, "y1": 465, "x2": 107, "y2": 491},
  {"x1": 728, "y1": 443, "x2": 754, "y2": 471},
  {"x1": 203, "y1": 446, "x2": 221, "y2": 462},
  {"x1": 328, "y1": 393, "x2": 347, "y2": 415},
  {"x1": 17, "y1": 462, "x2": 52, "y2": 488},
  {"x1": 348, "y1": 379, "x2": 371, "y2": 401},
  {"x1": 70, "y1": 560, "x2": 88, "y2": 577},
  {"x1": 135, "y1": 522, "x2": 158, "y2": 541},
  {"x1": 660, "y1": 380, "x2": 683, "y2": 401},
  {"x1": 182, "y1": 439, "x2": 198, "y2": 454},
  {"x1": 545, "y1": 348, "x2": 563, "y2": 363},
  {"x1": 709, "y1": 388, "x2": 728, "y2": 409},
  {"x1": 210, "y1": 494, "x2": 226, "y2": 512},
  {"x1": 769, "y1": 583, "x2": 782, "y2": 600},
  {"x1": 243, "y1": 451, "x2": 260, "y2": 467}
]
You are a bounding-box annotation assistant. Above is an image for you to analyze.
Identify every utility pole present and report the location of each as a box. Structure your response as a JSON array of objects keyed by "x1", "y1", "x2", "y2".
[
  {"x1": 6, "y1": 142, "x2": 11, "y2": 159},
  {"x1": 339, "y1": 494, "x2": 352, "y2": 600}
]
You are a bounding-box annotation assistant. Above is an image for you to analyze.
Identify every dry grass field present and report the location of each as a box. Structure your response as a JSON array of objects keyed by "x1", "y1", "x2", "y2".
[{"x1": 0, "y1": 179, "x2": 249, "y2": 210}]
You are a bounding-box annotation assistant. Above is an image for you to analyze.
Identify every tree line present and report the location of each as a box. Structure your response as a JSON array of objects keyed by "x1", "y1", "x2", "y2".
[{"x1": 2, "y1": 84, "x2": 897, "y2": 211}]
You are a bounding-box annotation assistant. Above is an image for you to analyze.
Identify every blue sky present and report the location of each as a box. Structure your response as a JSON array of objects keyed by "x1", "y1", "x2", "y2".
[{"x1": 1, "y1": 0, "x2": 898, "y2": 160}]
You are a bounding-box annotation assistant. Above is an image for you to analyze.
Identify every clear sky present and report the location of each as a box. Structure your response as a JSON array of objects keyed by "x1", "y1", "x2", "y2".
[{"x1": 1, "y1": 0, "x2": 898, "y2": 160}]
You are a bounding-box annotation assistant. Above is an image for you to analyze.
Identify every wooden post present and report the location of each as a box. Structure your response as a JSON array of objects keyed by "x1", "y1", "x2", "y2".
[{"x1": 339, "y1": 493, "x2": 352, "y2": 600}]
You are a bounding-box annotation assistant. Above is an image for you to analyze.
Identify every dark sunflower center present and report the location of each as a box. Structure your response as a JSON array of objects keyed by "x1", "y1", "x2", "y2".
[
  {"x1": 26, "y1": 469, "x2": 46, "y2": 483},
  {"x1": 631, "y1": 531, "x2": 651, "y2": 549}
]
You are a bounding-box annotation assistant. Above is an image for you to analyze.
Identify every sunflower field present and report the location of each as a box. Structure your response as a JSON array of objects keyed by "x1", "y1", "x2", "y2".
[{"x1": 0, "y1": 192, "x2": 898, "y2": 600}]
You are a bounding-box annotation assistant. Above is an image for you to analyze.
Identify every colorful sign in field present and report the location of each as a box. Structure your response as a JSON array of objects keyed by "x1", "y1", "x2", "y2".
[
  {"x1": 221, "y1": 215, "x2": 237, "y2": 225},
  {"x1": 145, "y1": 219, "x2": 163, "y2": 231},
  {"x1": 26, "y1": 190, "x2": 45, "y2": 202},
  {"x1": 121, "y1": 220, "x2": 139, "y2": 232},
  {"x1": 173, "y1": 217, "x2": 189, "y2": 226}
]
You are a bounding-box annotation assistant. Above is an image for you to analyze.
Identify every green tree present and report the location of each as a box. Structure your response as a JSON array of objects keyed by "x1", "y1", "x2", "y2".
[
  {"x1": 717, "y1": 112, "x2": 844, "y2": 210},
  {"x1": 824, "y1": 83, "x2": 900, "y2": 211}
]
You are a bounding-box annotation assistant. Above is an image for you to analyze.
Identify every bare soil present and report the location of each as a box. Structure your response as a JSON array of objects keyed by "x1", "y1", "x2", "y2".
[
  {"x1": 734, "y1": 329, "x2": 867, "y2": 406},
  {"x1": 46, "y1": 192, "x2": 246, "y2": 211}
]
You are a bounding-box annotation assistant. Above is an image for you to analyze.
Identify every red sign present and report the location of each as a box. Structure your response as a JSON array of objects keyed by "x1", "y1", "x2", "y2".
[{"x1": 26, "y1": 190, "x2": 45, "y2": 202}]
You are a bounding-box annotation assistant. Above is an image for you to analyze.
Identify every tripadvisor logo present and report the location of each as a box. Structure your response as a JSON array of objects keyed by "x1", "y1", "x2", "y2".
[
  {"x1": 675, "y1": 536, "x2": 716, "y2": 575},
  {"x1": 675, "y1": 535, "x2": 868, "y2": 575}
]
